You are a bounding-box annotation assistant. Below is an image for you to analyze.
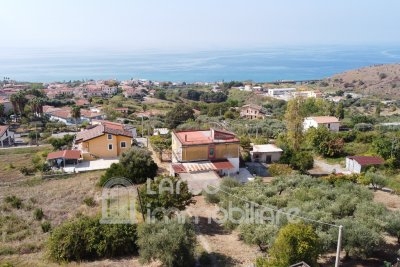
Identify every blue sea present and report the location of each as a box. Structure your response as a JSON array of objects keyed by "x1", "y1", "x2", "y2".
[{"x1": 0, "y1": 45, "x2": 399, "y2": 83}]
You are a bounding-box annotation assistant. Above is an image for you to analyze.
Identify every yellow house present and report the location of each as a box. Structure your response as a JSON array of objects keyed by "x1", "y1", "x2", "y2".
[
  {"x1": 75, "y1": 122, "x2": 134, "y2": 160},
  {"x1": 171, "y1": 128, "x2": 240, "y2": 175}
]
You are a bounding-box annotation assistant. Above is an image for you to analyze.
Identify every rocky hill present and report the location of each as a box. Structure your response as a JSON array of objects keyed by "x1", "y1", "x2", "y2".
[{"x1": 324, "y1": 63, "x2": 400, "y2": 98}]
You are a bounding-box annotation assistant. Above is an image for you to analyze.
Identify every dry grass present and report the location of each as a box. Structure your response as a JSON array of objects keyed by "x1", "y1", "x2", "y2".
[
  {"x1": 0, "y1": 145, "x2": 52, "y2": 183},
  {"x1": 0, "y1": 170, "x2": 107, "y2": 265}
]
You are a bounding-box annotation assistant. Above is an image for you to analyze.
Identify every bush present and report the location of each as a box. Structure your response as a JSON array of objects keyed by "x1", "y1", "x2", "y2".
[
  {"x1": 290, "y1": 152, "x2": 314, "y2": 173},
  {"x1": 137, "y1": 219, "x2": 196, "y2": 267},
  {"x1": 19, "y1": 166, "x2": 36, "y2": 176},
  {"x1": 83, "y1": 197, "x2": 96, "y2": 207},
  {"x1": 268, "y1": 163, "x2": 293, "y2": 176},
  {"x1": 4, "y1": 195, "x2": 22, "y2": 209},
  {"x1": 203, "y1": 187, "x2": 220, "y2": 204},
  {"x1": 41, "y1": 221, "x2": 51, "y2": 233},
  {"x1": 33, "y1": 208, "x2": 44, "y2": 220},
  {"x1": 47, "y1": 216, "x2": 137, "y2": 263}
]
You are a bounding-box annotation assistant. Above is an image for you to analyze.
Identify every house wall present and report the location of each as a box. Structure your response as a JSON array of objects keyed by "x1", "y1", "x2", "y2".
[
  {"x1": 345, "y1": 158, "x2": 362, "y2": 173},
  {"x1": 181, "y1": 143, "x2": 239, "y2": 162},
  {"x1": 81, "y1": 134, "x2": 131, "y2": 159},
  {"x1": 240, "y1": 107, "x2": 264, "y2": 120},
  {"x1": 303, "y1": 118, "x2": 318, "y2": 131},
  {"x1": 326, "y1": 122, "x2": 340, "y2": 132},
  {"x1": 0, "y1": 129, "x2": 14, "y2": 147},
  {"x1": 303, "y1": 119, "x2": 340, "y2": 132},
  {"x1": 251, "y1": 152, "x2": 282, "y2": 163},
  {"x1": 171, "y1": 134, "x2": 182, "y2": 162}
]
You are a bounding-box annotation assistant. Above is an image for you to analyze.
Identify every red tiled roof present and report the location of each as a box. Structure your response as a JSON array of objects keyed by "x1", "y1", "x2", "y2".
[
  {"x1": 309, "y1": 116, "x2": 339, "y2": 124},
  {"x1": 75, "y1": 124, "x2": 133, "y2": 143},
  {"x1": 47, "y1": 150, "x2": 81, "y2": 160},
  {"x1": 347, "y1": 156, "x2": 384, "y2": 166},
  {"x1": 0, "y1": 125, "x2": 9, "y2": 137},
  {"x1": 172, "y1": 163, "x2": 186, "y2": 173},
  {"x1": 75, "y1": 125, "x2": 104, "y2": 142},
  {"x1": 212, "y1": 160, "x2": 234, "y2": 170}
]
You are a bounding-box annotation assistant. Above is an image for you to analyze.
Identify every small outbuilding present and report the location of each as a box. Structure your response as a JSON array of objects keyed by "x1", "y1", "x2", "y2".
[
  {"x1": 250, "y1": 144, "x2": 283, "y2": 163},
  {"x1": 47, "y1": 150, "x2": 82, "y2": 168},
  {"x1": 345, "y1": 156, "x2": 384, "y2": 173}
]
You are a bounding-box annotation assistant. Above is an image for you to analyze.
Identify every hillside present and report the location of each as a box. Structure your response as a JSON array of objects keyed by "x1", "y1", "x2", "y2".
[{"x1": 325, "y1": 63, "x2": 400, "y2": 98}]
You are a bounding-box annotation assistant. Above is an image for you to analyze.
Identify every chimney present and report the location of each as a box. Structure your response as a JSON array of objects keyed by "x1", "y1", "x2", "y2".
[{"x1": 185, "y1": 134, "x2": 187, "y2": 142}]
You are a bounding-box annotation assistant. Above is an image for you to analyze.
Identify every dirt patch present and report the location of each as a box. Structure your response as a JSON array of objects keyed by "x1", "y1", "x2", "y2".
[
  {"x1": 186, "y1": 195, "x2": 262, "y2": 266},
  {"x1": 374, "y1": 190, "x2": 400, "y2": 211}
]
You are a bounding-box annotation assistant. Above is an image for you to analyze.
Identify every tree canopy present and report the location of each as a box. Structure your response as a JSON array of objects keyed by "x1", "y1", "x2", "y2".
[
  {"x1": 100, "y1": 147, "x2": 158, "y2": 185},
  {"x1": 165, "y1": 104, "x2": 195, "y2": 129}
]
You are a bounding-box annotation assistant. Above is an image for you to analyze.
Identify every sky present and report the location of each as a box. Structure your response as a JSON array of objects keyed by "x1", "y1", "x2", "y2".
[{"x1": 1, "y1": 0, "x2": 400, "y2": 51}]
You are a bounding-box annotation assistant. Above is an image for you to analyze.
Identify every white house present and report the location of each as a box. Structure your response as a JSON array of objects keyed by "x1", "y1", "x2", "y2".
[
  {"x1": 303, "y1": 116, "x2": 340, "y2": 132},
  {"x1": 267, "y1": 88, "x2": 296, "y2": 97},
  {"x1": 153, "y1": 128, "x2": 170, "y2": 136},
  {"x1": 0, "y1": 125, "x2": 14, "y2": 147},
  {"x1": 345, "y1": 156, "x2": 384, "y2": 173},
  {"x1": 250, "y1": 144, "x2": 283, "y2": 163}
]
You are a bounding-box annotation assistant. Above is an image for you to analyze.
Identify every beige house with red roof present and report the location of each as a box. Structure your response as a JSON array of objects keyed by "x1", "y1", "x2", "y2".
[
  {"x1": 240, "y1": 104, "x2": 266, "y2": 120},
  {"x1": 171, "y1": 128, "x2": 240, "y2": 176},
  {"x1": 74, "y1": 121, "x2": 135, "y2": 160},
  {"x1": 303, "y1": 116, "x2": 340, "y2": 132}
]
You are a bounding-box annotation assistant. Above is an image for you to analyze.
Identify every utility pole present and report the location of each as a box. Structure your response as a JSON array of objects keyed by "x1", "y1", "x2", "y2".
[
  {"x1": 141, "y1": 116, "x2": 144, "y2": 137},
  {"x1": 335, "y1": 225, "x2": 343, "y2": 267}
]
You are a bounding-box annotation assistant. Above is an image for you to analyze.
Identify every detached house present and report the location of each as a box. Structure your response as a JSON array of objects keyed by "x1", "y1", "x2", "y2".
[
  {"x1": 0, "y1": 125, "x2": 14, "y2": 147},
  {"x1": 74, "y1": 121, "x2": 135, "y2": 160},
  {"x1": 303, "y1": 116, "x2": 340, "y2": 132},
  {"x1": 171, "y1": 128, "x2": 240, "y2": 176},
  {"x1": 345, "y1": 156, "x2": 384, "y2": 173},
  {"x1": 240, "y1": 104, "x2": 266, "y2": 120}
]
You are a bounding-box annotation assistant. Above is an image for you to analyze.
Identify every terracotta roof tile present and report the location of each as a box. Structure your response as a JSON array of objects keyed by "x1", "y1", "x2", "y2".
[
  {"x1": 309, "y1": 116, "x2": 339, "y2": 124},
  {"x1": 347, "y1": 156, "x2": 384, "y2": 166},
  {"x1": 0, "y1": 125, "x2": 9, "y2": 137},
  {"x1": 47, "y1": 150, "x2": 81, "y2": 160}
]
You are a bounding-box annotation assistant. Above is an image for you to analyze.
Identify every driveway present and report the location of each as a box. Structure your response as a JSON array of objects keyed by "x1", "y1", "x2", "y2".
[
  {"x1": 64, "y1": 158, "x2": 119, "y2": 173},
  {"x1": 311, "y1": 158, "x2": 350, "y2": 175}
]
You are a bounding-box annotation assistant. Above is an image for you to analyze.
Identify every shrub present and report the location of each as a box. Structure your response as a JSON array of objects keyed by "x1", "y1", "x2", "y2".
[
  {"x1": 19, "y1": 166, "x2": 36, "y2": 176},
  {"x1": 290, "y1": 152, "x2": 314, "y2": 173},
  {"x1": 83, "y1": 197, "x2": 96, "y2": 207},
  {"x1": 33, "y1": 208, "x2": 44, "y2": 221},
  {"x1": 268, "y1": 163, "x2": 293, "y2": 176},
  {"x1": 41, "y1": 221, "x2": 51, "y2": 233},
  {"x1": 137, "y1": 219, "x2": 196, "y2": 267},
  {"x1": 203, "y1": 187, "x2": 220, "y2": 204},
  {"x1": 4, "y1": 195, "x2": 22, "y2": 209},
  {"x1": 47, "y1": 216, "x2": 137, "y2": 263}
]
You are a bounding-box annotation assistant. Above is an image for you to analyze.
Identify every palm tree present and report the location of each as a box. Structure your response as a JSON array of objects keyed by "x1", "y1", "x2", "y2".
[
  {"x1": 71, "y1": 106, "x2": 81, "y2": 132},
  {"x1": 30, "y1": 97, "x2": 45, "y2": 118},
  {"x1": 15, "y1": 91, "x2": 27, "y2": 116},
  {"x1": 10, "y1": 93, "x2": 18, "y2": 116}
]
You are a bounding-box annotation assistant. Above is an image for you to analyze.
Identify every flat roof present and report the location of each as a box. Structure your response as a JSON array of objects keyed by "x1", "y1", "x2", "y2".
[{"x1": 252, "y1": 144, "x2": 283, "y2": 153}]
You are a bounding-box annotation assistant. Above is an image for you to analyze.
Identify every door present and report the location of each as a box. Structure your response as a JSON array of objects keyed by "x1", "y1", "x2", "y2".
[{"x1": 266, "y1": 155, "x2": 272, "y2": 164}]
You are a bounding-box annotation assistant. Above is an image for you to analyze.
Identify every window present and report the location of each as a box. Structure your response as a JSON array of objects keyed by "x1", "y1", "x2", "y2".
[
  {"x1": 209, "y1": 147, "x2": 214, "y2": 157},
  {"x1": 121, "y1": 141, "x2": 126, "y2": 148},
  {"x1": 108, "y1": 144, "x2": 113, "y2": 150},
  {"x1": 107, "y1": 134, "x2": 112, "y2": 140}
]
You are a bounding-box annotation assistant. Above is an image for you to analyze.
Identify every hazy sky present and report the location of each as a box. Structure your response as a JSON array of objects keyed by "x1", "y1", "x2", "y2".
[{"x1": 1, "y1": 0, "x2": 399, "y2": 51}]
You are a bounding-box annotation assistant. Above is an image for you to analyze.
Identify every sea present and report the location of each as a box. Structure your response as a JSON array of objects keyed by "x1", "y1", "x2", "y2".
[{"x1": 0, "y1": 45, "x2": 399, "y2": 83}]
